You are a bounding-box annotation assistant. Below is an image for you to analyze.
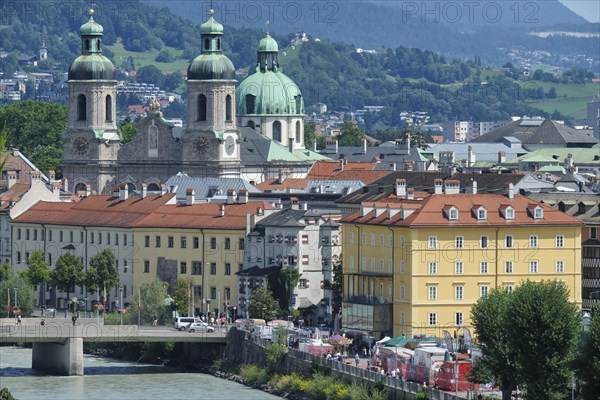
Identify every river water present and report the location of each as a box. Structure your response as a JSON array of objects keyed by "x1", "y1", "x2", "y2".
[{"x1": 0, "y1": 346, "x2": 282, "y2": 400}]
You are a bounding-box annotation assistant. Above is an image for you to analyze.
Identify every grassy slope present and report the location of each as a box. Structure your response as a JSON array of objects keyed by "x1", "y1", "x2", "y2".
[{"x1": 106, "y1": 39, "x2": 189, "y2": 73}]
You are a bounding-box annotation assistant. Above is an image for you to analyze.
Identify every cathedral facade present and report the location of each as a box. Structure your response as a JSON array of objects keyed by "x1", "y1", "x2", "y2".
[{"x1": 62, "y1": 9, "x2": 326, "y2": 195}]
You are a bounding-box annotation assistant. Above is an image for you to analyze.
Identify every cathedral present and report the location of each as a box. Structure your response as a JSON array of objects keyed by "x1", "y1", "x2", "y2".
[{"x1": 62, "y1": 9, "x2": 327, "y2": 194}]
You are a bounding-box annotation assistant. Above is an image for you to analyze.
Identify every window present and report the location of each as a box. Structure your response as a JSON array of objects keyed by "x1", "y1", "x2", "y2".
[
  {"x1": 302, "y1": 255, "x2": 309, "y2": 265},
  {"x1": 272, "y1": 121, "x2": 282, "y2": 142},
  {"x1": 224, "y1": 263, "x2": 231, "y2": 275},
  {"x1": 50, "y1": 230, "x2": 53, "y2": 241},
  {"x1": 428, "y1": 313, "x2": 437, "y2": 326},
  {"x1": 17, "y1": 251, "x2": 21, "y2": 264},
  {"x1": 455, "y1": 261, "x2": 464, "y2": 274},
  {"x1": 210, "y1": 287, "x2": 217, "y2": 300},
  {"x1": 106, "y1": 232, "x2": 110, "y2": 245},
  {"x1": 378, "y1": 259, "x2": 383, "y2": 272},
  {"x1": 480, "y1": 236, "x2": 488, "y2": 248},
  {"x1": 48, "y1": 254, "x2": 52, "y2": 265},
  {"x1": 115, "y1": 234, "x2": 119, "y2": 246},
  {"x1": 455, "y1": 285, "x2": 464, "y2": 300},
  {"x1": 534, "y1": 207, "x2": 543, "y2": 219},
  {"x1": 389, "y1": 234, "x2": 393, "y2": 247},
  {"x1": 225, "y1": 94, "x2": 232, "y2": 122},
  {"x1": 181, "y1": 237, "x2": 187, "y2": 249},
  {"x1": 349, "y1": 256, "x2": 354, "y2": 269},
  {"x1": 349, "y1": 232, "x2": 354, "y2": 244},
  {"x1": 246, "y1": 94, "x2": 256, "y2": 114},
  {"x1": 105, "y1": 95, "x2": 112, "y2": 121},
  {"x1": 480, "y1": 285, "x2": 489, "y2": 297},
  {"x1": 26, "y1": 229, "x2": 30, "y2": 240},
  {"x1": 505, "y1": 261, "x2": 513, "y2": 273},
  {"x1": 400, "y1": 286, "x2": 405, "y2": 300},
  {"x1": 591, "y1": 227, "x2": 597, "y2": 239},
  {"x1": 80, "y1": 231, "x2": 83, "y2": 242},
  {"x1": 197, "y1": 94, "x2": 207, "y2": 121},
  {"x1": 389, "y1": 259, "x2": 393, "y2": 274},
  {"x1": 123, "y1": 260, "x2": 128, "y2": 273},
  {"x1": 60, "y1": 230, "x2": 64, "y2": 242},
  {"x1": 193, "y1": 286, "x2": 202, "y2": 298},
  {"x1": 480, "y1": 261, "x2": 488, "y2": 274},
  {"x1": 145, "y1": 236, "x2": 150, "y2": 248},
  {"x1": 210, "y1": 263, "x2": 216, "y2": 275},
  {"x1": 428, "y1": 286, "x2": 437, "y2": 300},
  {"x1": 361, "y1": 233, "x2": 366, "y2": 244},
  {"x1": 156, "y1": 236, "x2": 161, "y2": 248},
  {"x1": 449, "y1": 208, "x2": 458, "y2": 221},
  {"x1": 428, "y1": 261, "x2": 437, "y2": 274},
  {"x1": 529, "y1": 260, "x2": 538, "y2": 273},
  {"x1": 380, "y1": 234, "x2": 385, "y2": 246},
  {"x1": 77, "y1": 94, "x2": 86, "y2": 121},
  {"x1": 455, "y1": 236, "x2": 464, "y2": 248},
  {"x1": 400, "y1": 261, "x2": 405, "y2": 273},
  {"x1": 505, "y1": 207, "x2": 515, "y2": 220},
  {"x1": 556, "y1": 235, "x2": 564, "y2": 248},
  {"x1": 168, "y1": 236, "x2": 174, "y2": 248},
  {"x1": 180, "y1": 262, "x2": 187, "y2": 274},
  {"x1": 370, "y1": 258, "x2": 375, "y2": 271},
  {"x1": 298, "y1": 279, "x2": 309, "y2": 289},
  {"x1": 144, "y1": 261, "x2": 150, "y2": 273},
  {"x1": 301, "y1": 235, "x2": 309, "y2": 244},
  {"x1": 239, "y1": 238, "x2": 245, "y2": 250},
  {"x1": 224, "y1": 287, "x2": 231, "y2": 302},
  {"x1": 192, "y1": 261, "x2": 202, "y2": 275},
  {"x1": 556, "y1": 260, "x2": 564, "y2": 273},
  {"x1": 505, "y1": 285, "x2": 513, "y2": 293},
  {"x1": 210, "y1": 238, "x2": 216, "y2": 249},
  {"x1": 99, "y1": 233, "x2": 102, "y2": 245},
  {"x1": 225, "y1": 238, "x2": 231, "y2": 250},
  {"x1": 477, "y1": 208, "x2": 487, "y2": 220},
  {"x1": 295, "y1": 121, "x2": 301, "y2": 143},
  {"x1": 505, "y1": 235, "x2": 513, "y2": 248},
  {"x1": 90, "y1": 232, "x2": 94, "y2": 243},
  {"x1": 370, "y1": 233, "x2": 376, "y2": 246},
  {"x1": 34, "y1": 230, "x2": 38, "y2": 241},
  {"x1": 17, "y1": 229, "x2": 21, "y2": 240},
  {"x1": 361, "y1": 257, "x2": 366, "y2": 271},
  {"x1": 400, "y1": 236, "x2": 405, "y2": 248},
  {"x1": 529, "y1": 235, "x2": 538, "y2": 248},
  {"x1": 455, "y1": 312, "x2": 464, "y2": 326},
  {"x1": 428, "y1": 236, "x2": 438, "y2": 249},
  {"x1": 193, "y1": 237, "x2": 199, "y2": 249}
]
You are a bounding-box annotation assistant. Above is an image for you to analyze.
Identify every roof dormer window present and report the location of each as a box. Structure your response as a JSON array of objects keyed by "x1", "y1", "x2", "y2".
[
  {"x1": 503, "y1": 206, "x2": 515, "y2": 220},
  {"x1": 449, "y1": 208, "x2": 458, "y2": 221},
  {"x1": 534, "y1": 206, "x2": 543, "y2": 220},
  {"x1": 477, "y1": 207, "x2": 487, "y2": 220}
]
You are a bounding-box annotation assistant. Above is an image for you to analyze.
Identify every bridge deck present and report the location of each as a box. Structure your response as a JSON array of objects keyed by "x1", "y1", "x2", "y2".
[{"x1": 0, "y1": 319, "x2": 228, "y2": 343}]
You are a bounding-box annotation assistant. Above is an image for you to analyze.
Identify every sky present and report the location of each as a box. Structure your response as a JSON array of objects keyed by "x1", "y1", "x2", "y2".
[{"x1": 559, "y1": 0, "x2": 600, "y2": 22}]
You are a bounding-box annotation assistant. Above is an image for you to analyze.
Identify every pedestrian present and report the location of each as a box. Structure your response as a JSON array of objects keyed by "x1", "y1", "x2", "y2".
[
  {"x1": 355, "y1": 353, "x2": 360, "y2": 367},
  {"x1": 362, "y1": 346, "x2": 367, "y2": 356},
  {"x1": 16, "y1": 314, "x2": 22, "y2": 325},
  {"x1": 152, "y1": 314, "x2": 158, "y2": 327}
]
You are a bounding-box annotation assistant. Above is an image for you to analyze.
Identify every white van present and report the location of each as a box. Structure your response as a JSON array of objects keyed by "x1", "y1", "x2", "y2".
[
  {"x1": 252, "y1": 325, "x2": 274, "y2": 341},
  {"x1": 174, "y1": 317, "x2": 197, "y2": 331}
]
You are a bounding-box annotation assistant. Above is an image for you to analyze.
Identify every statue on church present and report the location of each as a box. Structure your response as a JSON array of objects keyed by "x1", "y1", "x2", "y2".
[{"x1": 149, "y1": 97, "x2": 162, "y2": 117}]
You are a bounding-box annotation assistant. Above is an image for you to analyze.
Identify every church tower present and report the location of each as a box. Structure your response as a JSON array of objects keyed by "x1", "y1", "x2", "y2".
[
  {"x1": 62, "y1": 8, "x2": 120, "y2": 194},
  {"x1": 184, "y1": 9, "x2": 240, "y2": 177},
  {"x1": 39, "y1": 40, "x2": 48, "y2": 61}
]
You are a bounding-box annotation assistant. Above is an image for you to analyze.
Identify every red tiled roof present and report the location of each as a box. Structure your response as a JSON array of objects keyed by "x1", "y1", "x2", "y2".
[
  {"x1": 307, "y1": 161, "x2": 377, "y2": 180},
  {"x1": 13, "y1": 194, "x2": 176, "y2": 227},
  {"x1": 256, "y1": 178, "x2": 311, "y2": 191},
  {"x1": 0, "y1": 183, "x2": 30, "y2": 203},
  {"x1": 332, "y1": 170, "x2": 392, "y2": 184},
  {"x1": 342, "y1": 194, "x2": 583, "y2": 227},
  {"x1": 134, "y1": 201, "x2": 277, "y2": 229}
]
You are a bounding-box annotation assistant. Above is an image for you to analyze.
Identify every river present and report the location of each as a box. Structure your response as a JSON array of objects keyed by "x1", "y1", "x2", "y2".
[{"x1": 0, "y1": 346, "x2": 282, "y2": 400}]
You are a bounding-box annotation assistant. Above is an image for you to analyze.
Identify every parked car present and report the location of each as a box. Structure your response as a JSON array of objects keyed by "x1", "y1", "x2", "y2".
[
  {"x1": 174, "y1": 317, "x2": 198, "y2": 331},
  {"x1": 39, "y1": 305, "x2": 56, "y2": 315},
  {"x1": 186, "y1": 321, "x2": 215, "y2": 333}
]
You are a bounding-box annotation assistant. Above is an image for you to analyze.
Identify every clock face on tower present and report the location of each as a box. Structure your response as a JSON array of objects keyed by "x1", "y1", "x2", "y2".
[
  {"x1": 225, "y1": 136, "x2": 236, "y2": 156},
  {"x1": 193, "y1": 136, "x2": 209, "y2": 155},
  {"x1": 72, "y1": 137, "x2": 89, "y2": 155}
]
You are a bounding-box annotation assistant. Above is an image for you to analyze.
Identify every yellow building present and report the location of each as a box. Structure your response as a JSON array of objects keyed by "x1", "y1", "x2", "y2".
[
  {"x1": 133, "y1": 197, "x2": 275, "y2": 317},
  {"x1": 340, "y1": 181, "x2": 583, "y2": 339}
]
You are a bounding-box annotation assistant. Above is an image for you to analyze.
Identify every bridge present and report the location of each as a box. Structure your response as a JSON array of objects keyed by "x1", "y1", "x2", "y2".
[{"x1": 0, "y1": 318, "x2": 228, "y2": 376}]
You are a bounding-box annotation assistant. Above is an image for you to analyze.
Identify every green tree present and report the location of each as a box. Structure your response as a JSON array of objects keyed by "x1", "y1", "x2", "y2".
[
  {"x1": 0, "y1": 263, "x2": 9, "y2": 282},
  {"x1": 323, "y1": 257, "x2": 343, "y2": 327},
  {"x1": 136, "y1": 65, "x2": 165, "y2": 87},
  {"x1": 1, "y1": 52, "x2": 19, "y2": 77},
  {"x1": 507, "y1": 280, "x2": 579, "y2": 400},
  {"x1": 0, "y1": 266, "x2": 35, "y2": 317},
  {"x1": 28, "y1": 144, "x2": 62, "y2": 176},
  {"x1": 248, "y1": 287, "x2": 280, "y2": 321},
  {"x1": 337, "y1": 122, "x2": 364, "y2": 147},
  {"x1": 85, "y1": 249, "x2": 119, "y2": 296},
  {"x1": 22, "y1": 249, "x2": 51, "y2": 306},
  {"x1": 155, "y1": 50, "x2": 173, "y2": 63},
  {"x1": 172, "y1": 278, "x2": 191, "y2": 316},
  {"x1": 268, "y1": 268, "x2": 300, "y2": 314},
  {"x1": 581, "y1": 306, "x2": 600, "y2": 399},
  {"x1": 304, "y1": 122, "x2": 317, "y2": 149},
  {"x1": 399, "y1": 129, "x2": 430, "y2": 150},
  {"x1": 130, "y1": 279, "x2": 170, "y2": 325},
  {"x1": 470, "y1": 288, "x2": 517, "y2": 400},
  {"x1": 50, "y1": 252, "x2": 85, "y2": 301}
]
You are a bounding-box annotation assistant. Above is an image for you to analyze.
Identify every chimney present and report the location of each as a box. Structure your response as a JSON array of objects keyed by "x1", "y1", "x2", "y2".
[
  {"x1": 340, "y1": 160, "x2": 344, "y2": 171},
  {"x1": 467, "y1": 180, "x2": 478, "y2": 194},
  {"x1": 220, "y1": 204, "x2": 225, "y2": 217},
  {"x1": 141, "y1": 183, "x2": 147, "y2": 198},
  {"x1": 404, "y1": 160, "x2": 414, "y2": 171},
  {"x1": 395, "y1": 134, "x2": 410, "y2": 155},
  {"x1": 119, "y1": 183, "x2": 129, "y2": 201},
  {"x1": 313, "y1": 141, "x2": 317, "y2": 152},
  {"x1": 407, "y1": 187, "x2": 415, "y2": 200},
  {"x1": 226, "y1": 189, "x2": 236, "y2": 204},
  {"x1": 85, "y1": 184, "x2": 91, "y2": 197},
  {"x1": 160, "y1": 183, "x2": 167, "y2": 196},
  {"x1": 186, "y1": 188, "x2": 195, "y2": 205},
  {"x1": 288, "y1": 137, "x2": 294, "y2": 153},
  {"x1": 62, "y1": 177, "x2": 68, "y2": 192},
  {"x1": 291, "y1": 197, "x2": 300, "y2": 210},
  {"x1": 362, "y1": 138, "x2": 367, "y2": 154},
  {"x1": 238, "y1": 189, "x2": 248, "y2": 203},
  {"x1": 434, "y1": 179, "x2": 443, "y2": 194},
  {"x1": 467, "y1": 145, "x2": 476, "y2": 167},
  {"x1": 48, "y1": 170, "x2": 56, "y2": 181},
  {"x1": 498, "y1": 151, "x2": 506, "y2": 164},
  {"x1": 444, "y1": 180, "x2": 460, "y2": 195},
  {"x1": 30, "y1": 170, "x2": 41, "y2": 183},
  {"x1": 506, "y1": 182, "x2": 515, "y2": 199},
  {"x1": 395, "y1": 179, "x2": 406, "y2": 197},
  {"x1": 256, "y1": 207, "x2": 264, "y2": 216},
  {"x1": 302, "y1": 202, "x2": 308, "y2": 211},
  {"x1": 389, "y1": 163, "x2": 396, "y2": 171},
  {"x1": 323, "y1": 139, "x2": 338, "y2": 154},
  {"x1": 277, "y1": 168, "x2": 289, "y2": 184},
  {"x1": 6, "y1": 171, "x2": 16, "y2": 188}
]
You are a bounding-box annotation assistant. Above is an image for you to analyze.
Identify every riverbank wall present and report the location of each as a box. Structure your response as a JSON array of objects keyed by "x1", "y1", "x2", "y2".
[{"x1": 224, "y1": 327, "x2": 465, "y2": 400}]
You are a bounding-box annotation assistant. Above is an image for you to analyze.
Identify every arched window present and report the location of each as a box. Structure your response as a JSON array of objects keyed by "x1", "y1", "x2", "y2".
[
  {"x1": 197, "y1": 94, "x2": 207, "y2": 121},
  {"x1": 84, "y1": 39, "x2": 90, "y2": 51},
  {"x1": 295, "y1": 121, "x2": 301, "y2": 143},
  {"x1": 272, "y1": 121, "x2": 282, "y2": 142},
  {"x1": 105, "y1": 95, "x2": 112, "y2": 122},
  {"x1": 126, "y1": 183, "x2": 136, "y2": 192},
  {"x1": 204, "y1": 38, "x2": 210, "y2": 51},
  {"x1": 77, "y1": 94, "x2": 86, "y2": 121},
  {"x1": 246, "y1": 94, "x2": 255, "y2": 114},
  {"x1": 74, "y1": 182, "x2": 86, "y2": 193},
  {"x1": 96, "y1": 39, "x2": 101, "y2": 51},
  {"x1": 148, "y1": 126, "x2": 158, "y2": 149},
  {"x1": 225, "y1": 95, "x2": 232, "y2": 122},
  {"x1": 217, "y1": 38, "x2": 221, "y2": 50},
  {"x1": 147, "y1": 183, "x2": 160, "y2": 191},
  {"x1": 247, "y1": 120, "x2": 255, "y2": 129}
]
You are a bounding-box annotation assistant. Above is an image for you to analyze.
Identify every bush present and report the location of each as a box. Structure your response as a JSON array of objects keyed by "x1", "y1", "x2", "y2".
[
  {"x1": 0, "y1": 387, "x2": 15, "y2": 400},
  {"x1": 415, "y1": 389, "x2": 430, "y2": 400},
  {"x1": 287, "y1": 373, "x2": 310, "y2": 393},
  {"x1": 239, "y1": 364, "x2": 269, "y2": 385},
  {"x1": 265, "y1": 343, "x2": 287, "y2": 365}
]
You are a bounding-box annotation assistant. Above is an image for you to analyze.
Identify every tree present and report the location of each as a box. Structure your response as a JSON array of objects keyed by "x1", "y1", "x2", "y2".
[
  {"x1": 304, "y1": 122, "x2": 317, "y2": 149},
  {"x1": 248, "y1": 287, "x2": 280, "y2": 321},
  {"x1": 155, "y1": 50, "x2": 173, "y2": 63},
  {"x1": 130, "y1": 279, "x2": 170, "y2": 325},
  {"x1": 0, "y1": 263, "x2": 9, "y2": 282},
  {"x1": 0, "y1": 266, "x2": 35, "y2": 317},
  {"x1": 581, "y1": 306, "x2": 600, "y2": 399},
  {"x1": 172, "y1": 278, "x2": 191, "y2": 316},
  {"x1": 268, "y1": 268, "x2": 300, "y2": 314},
  {"x1": 337, "y1": 122, "x2": 364, "y2": 147},
  {"x1": 28, "y1": 144, "x2": 62, "y2": 176},
  {"x1": 470, "y1": 288, "x2": 517, "y2": 400},
  {"x1": 85, "y1": 249, "x2": 119, "y2": 296},
  {"x1": 507, "y1": 280, "x2": 579, "y2": 400},
  {"x1": 323, "y1": 257, "x2": 343, "y2": 328},
  {"x1": 119, "y1": 122, "x2": 137, "y2": 144},
  {"x1": 136, "y1": 65, "x2": 165, "y2": 87},
  {"x1": 22, "y1": 249, "x2": 51, "y2": 306},
  {"x1": 50, "y1": 252, "x2": 85, "y2": 301}
]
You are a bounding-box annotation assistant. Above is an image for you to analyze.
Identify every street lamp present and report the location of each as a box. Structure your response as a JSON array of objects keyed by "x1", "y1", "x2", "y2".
[
  {"x1": 13, "y1": 288, "x2": 18, "y2": 316},
  {"x1": 119, "y1": 287, "x2": 123, "y2": 325}
]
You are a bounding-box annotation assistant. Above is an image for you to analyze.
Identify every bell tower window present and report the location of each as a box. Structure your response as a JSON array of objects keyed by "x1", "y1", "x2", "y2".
[
  {"x1": 197, "y1": 94, "x2": 207, "y2": 121},
  {"x1": 225, "y1": 95, "x2": 232, "y2": 122},
  {"x1": 96, "y1": 39, "x2": 101, "y2": 51},
  {"x1": 77, "y1": 94, "x2": 87, "y2": 121},
  {"x1": 84, "y1": 39, "x2": 90, "y2": 51},
  {"x1": 105, "y1": 95, "x2": 112, "y2": 122},
  {"x1": 204, "y1": 38, "x2": 210, "y2": 51},
  {"x1": 217, "y1": 38, "x2": 221, "y2": 50},
  {"x1": 272, "y1": 121, "x2": 282, "y2": 142},
  {"x1": 246, "y1": 94, "x2": 255, "y2": 114},
  {"x1": 296, "y1": 121, "x2": 301, "y2": 143}
]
